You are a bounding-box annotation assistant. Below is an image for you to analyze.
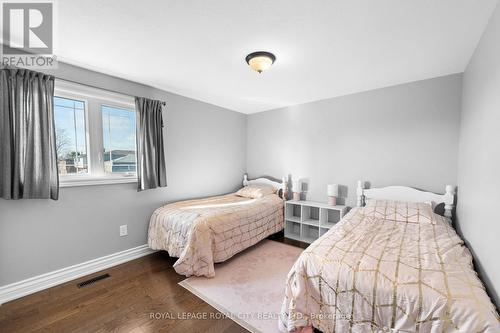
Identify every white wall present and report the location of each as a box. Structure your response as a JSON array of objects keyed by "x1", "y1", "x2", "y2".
[
  {"x1": 457, "y1": 3, "x2": 500, "y2": 307},
  {"x1": 2, "y1": 46, "x2": 496, "y2": 316},
  {"x1": 0, "y1": 63, "x2": 247, "y2": 286},
  {"x1": 247, "y1": 74, "x2": 462, "y2": 206}
]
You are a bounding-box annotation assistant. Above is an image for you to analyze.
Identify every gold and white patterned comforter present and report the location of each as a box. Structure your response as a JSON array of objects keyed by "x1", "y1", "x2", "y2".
[
  {"x1": 148, "y1": 193, "x2": 284, "y2": 277},
  {"x1": 280, "y1": 207, "x2": 499, "y2": 332}
]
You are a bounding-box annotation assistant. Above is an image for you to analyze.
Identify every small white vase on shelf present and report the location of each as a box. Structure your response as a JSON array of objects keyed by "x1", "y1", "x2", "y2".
[{"x1": 327, "y1": 184, "x2": 339, "y2": 206}]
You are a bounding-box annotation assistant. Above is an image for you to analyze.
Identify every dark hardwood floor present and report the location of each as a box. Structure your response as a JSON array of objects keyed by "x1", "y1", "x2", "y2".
[{"x1": 0, "y1": 235, "x2": 308, "y2": 333}]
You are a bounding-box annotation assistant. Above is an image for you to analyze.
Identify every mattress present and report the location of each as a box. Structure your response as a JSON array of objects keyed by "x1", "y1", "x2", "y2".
[
  {"x1": 279, "y1": 207, "x2": 499, "y2": 332},
  {"x1": 148, "y1": 193, "x2": 284, "y2": 277}
]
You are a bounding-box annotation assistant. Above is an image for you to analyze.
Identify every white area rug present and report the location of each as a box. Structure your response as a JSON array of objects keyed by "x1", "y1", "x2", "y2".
[{"x1": 179, "y1": 240, "x2": 303, "y2": 333}]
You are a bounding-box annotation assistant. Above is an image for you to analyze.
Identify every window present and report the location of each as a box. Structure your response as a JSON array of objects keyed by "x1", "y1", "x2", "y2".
[
  {"x1": 102, "y1": 106, "x2": 137, "y2": 174},
  {"x1": 54, "y1": 80, "x2": 137, "y2": 187},
  {"x1": 54, "y1": 97, "x2": 88, "y2": 175}
]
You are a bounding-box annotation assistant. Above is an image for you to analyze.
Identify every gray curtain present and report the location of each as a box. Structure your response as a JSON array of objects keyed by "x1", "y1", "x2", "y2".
[
  {"x1": 0, "y1": 67, "x2": 58, "y2": 200},
  {"x1": 135, "y1": 97, "x2": 167, "y2": 191}
]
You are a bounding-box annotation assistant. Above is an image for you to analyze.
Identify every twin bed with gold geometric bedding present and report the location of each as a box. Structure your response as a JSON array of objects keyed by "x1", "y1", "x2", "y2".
[
  {"x1": 279, "y1": 193, "x2": 499, "y2": 332},
  {"x1": 148, "y1": 176, "x2": 285, "y2": 277}
]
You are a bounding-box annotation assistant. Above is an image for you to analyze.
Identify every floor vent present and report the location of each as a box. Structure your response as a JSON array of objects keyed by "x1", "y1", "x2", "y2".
[{"x1": 77, "y1": 273, "x2": 110, "y2": 288}]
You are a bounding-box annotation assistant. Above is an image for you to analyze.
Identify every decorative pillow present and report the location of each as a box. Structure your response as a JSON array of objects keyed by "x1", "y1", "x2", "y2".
[
  {"x1": 235, "y1": 185, "x2": 276, "y2": 199},
  {"x1": 363, "y1": 199, "x2": 435, "y2": 224}
]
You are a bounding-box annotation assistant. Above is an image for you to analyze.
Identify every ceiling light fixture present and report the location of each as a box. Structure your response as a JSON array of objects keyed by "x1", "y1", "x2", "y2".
[{"x1": 245, "y1": 51, "x2": 276, "y2": 73}]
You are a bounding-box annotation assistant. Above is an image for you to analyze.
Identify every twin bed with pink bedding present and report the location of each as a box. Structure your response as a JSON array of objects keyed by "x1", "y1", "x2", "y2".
[
  {"x1": 279, "y1": 185, "x2": 499, "y2": 333},
  {"x1": 148, "y1": 177, "x2": 284, "y2": 277}
]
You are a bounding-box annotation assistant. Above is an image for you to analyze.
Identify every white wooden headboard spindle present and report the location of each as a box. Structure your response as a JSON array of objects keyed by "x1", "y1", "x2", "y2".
[
  {"x1": 356, "y1": 180, "x2": 364, "y2": 207},
  {"x1": 281, "y1": 177, "x2": 287, "y2": 200},
  {"x1": 443, "y1": 185, "x2": 455, "y2": 219},
  {"x1": 356, "y1": 180, "x2": 455, "y2": 221},
  {"x1": 242, "y1": 174, "x2": 287, "y2": 199}
]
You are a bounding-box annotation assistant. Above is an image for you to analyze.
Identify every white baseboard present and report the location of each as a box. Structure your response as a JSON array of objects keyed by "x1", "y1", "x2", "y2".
[{"x1": 0, "y1": 244, "x2": 155, "y2": 305}]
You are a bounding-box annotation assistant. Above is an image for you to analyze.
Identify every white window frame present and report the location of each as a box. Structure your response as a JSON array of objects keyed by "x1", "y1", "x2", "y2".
[{"x1": 55, "y1": 80, "x2": 138, "y2": 187}]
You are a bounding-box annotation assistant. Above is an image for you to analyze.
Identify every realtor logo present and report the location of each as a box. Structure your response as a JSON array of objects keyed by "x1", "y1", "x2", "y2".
[
  {"x1": 1, "y1": 1, "x2": 56, "y2": 68},
  {"x1": 2, "y1": 2, "x2": 53, "y2": 54}
]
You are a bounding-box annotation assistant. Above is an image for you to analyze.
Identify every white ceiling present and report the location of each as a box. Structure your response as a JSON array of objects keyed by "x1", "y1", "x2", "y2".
[{"x1": 55, "y1": 0, "x2": 498, "y2": 114}]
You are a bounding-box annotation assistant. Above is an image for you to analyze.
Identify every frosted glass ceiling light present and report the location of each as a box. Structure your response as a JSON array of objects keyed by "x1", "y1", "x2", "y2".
[{"x1": 245, "y1": 51, "x2": 276, "y2": 73}]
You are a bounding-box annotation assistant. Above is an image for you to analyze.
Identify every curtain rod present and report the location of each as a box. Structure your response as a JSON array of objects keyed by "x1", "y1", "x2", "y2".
[{"x1": 55, "y1": 77, "x2": 167, "y2": 105}]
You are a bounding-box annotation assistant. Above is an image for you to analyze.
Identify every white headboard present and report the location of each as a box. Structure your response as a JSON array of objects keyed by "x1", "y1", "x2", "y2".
[
  {"x1": 356, "y1": 180, "x2": 455, "y2": 219},
  {"x1": 243, "y1": 174, "x2": 286, "y2": 196}
]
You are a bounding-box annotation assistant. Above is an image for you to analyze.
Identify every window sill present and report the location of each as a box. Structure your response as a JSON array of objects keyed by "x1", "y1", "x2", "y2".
[{"x1": 60, "y1": 176, "x2": 138, "y2": 188}]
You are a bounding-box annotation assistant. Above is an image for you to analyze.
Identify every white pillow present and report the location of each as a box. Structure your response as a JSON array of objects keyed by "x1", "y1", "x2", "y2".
[
  {"x1": 363, "y1": 199, "x2": 435, "y2": 224},
  {"x1": 235, "y1": 185, "x2": 276, "y2": 199}
]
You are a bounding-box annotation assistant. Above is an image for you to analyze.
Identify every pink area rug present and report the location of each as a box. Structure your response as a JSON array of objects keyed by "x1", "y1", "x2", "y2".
[{"x1": 179, "y1": 240, "x2": 303, "y2": 333}]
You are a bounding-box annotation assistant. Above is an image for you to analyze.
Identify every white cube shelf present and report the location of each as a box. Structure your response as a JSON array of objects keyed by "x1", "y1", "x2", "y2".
[
  {"x1": 284, "y1": 200, "x2": 348, "y2": 244},
  {"x1": 285, "y1": 203, "x2": 302, "y2": 223},
  {"x1": 301, "y1": 224, "x2": 319, "y2": 244},
  {"x1": 302, "y1": 206, "x2": 320, "y2": 226},
  {"x1": 322, "y1": 209, "x2": 341, "y2": 229},
  {"x1": 319, "y1": 228, "x2": 329, "y2": 237},
  {"x1": 285, "y1": 220, "x2": 301, "y2": 241}
]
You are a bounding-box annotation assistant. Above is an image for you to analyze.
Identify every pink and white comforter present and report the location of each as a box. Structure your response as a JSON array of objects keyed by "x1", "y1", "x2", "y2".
[{"x1": 148, "y1": 193, "x2": 283, "y2": 277}]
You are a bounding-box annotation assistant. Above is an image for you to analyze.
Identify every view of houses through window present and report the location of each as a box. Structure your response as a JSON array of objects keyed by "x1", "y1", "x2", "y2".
[
  {"x1": 54, "y1": 96, "x2": 88, "y2": 175},
  {"x1": 102, "y1": 105, "x2": 137, "y2": 174}
]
